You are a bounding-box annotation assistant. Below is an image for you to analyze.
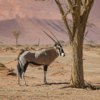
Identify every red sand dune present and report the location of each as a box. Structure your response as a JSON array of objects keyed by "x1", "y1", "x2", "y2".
[{"x1": 0, "y1": 0, "x2": 100, "y2": 44}]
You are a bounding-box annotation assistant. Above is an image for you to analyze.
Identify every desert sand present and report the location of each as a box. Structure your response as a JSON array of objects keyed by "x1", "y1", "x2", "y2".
[{"x1": 0, "y1": 44, "x2": 100, "y2": 100}]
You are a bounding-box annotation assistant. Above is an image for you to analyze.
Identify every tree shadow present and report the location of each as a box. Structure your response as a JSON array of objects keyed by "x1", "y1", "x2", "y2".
[
  {"x1": 32, "y1": 82, "x2": 100, "y2": 90},
  {"x1": 97, "y1": 83, "x2": 100, "y2": 84},
  {"x1": 60, "y1": 84, "x2": 100, "y2": 90}
]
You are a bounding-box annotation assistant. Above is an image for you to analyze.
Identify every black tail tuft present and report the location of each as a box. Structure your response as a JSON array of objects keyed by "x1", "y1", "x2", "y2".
[{"x1": 17, "y1": 61, "x2": 22, "y2": 78}]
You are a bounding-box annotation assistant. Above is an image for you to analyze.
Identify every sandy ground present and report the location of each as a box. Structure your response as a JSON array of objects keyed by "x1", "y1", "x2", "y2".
[{"x1": 0, "y1": 44, "x2": 100, "y2": 100}]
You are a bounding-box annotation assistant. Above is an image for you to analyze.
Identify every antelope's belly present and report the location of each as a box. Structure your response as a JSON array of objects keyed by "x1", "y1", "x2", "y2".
[
  {"x1": 29, "y1": 63, "x2": 39, "y2": 67},
  {"x1": 28, "y1": 62, "x2": 43, "y2": 67}
]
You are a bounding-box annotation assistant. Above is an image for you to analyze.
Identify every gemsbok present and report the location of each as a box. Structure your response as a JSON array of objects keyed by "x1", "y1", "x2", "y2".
[{"x1": 17, "y1": 29, "x2": 65, "y2": 86}]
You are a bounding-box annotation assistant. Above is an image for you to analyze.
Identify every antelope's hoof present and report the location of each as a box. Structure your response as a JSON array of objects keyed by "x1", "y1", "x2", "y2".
[
  {"x1": 44, "y1": 81, "x2": 47, "y2": 84},
  {"x1": 17, "y1": 83, "x2": 20, "y2": 86},
  {"x1": 25, "y1": 84, "x2": 28, "y2": 86}
]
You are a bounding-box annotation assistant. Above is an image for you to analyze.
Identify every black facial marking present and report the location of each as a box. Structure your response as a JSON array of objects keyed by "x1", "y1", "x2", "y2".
[{"x1": 58, "y1": 48, "x2": 61, "y2": 56}]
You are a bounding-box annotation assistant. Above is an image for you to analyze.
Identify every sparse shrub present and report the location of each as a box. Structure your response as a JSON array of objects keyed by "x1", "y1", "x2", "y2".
[
  {"x1": 38, "y1": 67, "x2": 42, "y2": 70},
  {"x1": 87, "y1": 40, "x2": 94, "y2": 43},
  {"x1": 66, "y1": 41, "x2": 70, "y2": 45},
  {"x1": 28, "y1": 47, "x2": 35, "y2": 51},
  {"x1": 59, "y1": 40, "x2": 65, "y2": 43},
  {"x1": 9, "y1": 67, "x2": 15, "y2": 72},
  {"x1": 25, "y1": 47, "x2": 29, "y2": 50},
  {"x1": 5, "y1": 47, "x2": 14, "y2": 52}
]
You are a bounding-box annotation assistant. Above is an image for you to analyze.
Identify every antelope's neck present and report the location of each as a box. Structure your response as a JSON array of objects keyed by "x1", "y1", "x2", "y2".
[{"x1": 54, "y1": 47, "x2": 59, "y2": 57}]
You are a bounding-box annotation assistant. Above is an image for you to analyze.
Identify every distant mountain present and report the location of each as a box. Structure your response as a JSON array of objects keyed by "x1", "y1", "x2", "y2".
[
  {"x1": 0, "y1": 18, "x2": 68, "y2": 44},
  {"x1": 0, "y1": 0, "x2": 100, "y2": 44}
]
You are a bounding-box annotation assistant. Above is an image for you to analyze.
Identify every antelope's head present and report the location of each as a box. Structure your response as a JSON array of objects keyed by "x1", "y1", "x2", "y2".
[
  {"x1": 54, "y1": 43, "x2": 65, "y2": 57},
  {"x1": 42, "y1": 29, "x2": 65, "y2": 57}
]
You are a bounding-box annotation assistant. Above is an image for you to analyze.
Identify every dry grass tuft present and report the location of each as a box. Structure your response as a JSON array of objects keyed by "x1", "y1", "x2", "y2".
[
  {"x1": 9, "y1": 67, "x2": 15, "y2": 72},
  {"x1": 0, "y1": 63, "x2": 9, "y2": 70}
]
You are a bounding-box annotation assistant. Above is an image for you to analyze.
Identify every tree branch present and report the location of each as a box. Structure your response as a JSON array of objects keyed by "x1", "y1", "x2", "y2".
[
  {"x1": 84, "y1": 31, "x2": 88, "y2": 40},
  {"x1": 55, "y1": 0, "x2": 73, "y2": 42},
  {"x1": 66, "y1": 0, "x2": 73, "y2": 8},
  {"x1": 63, "y1": 4, "x2": 77, "y2": 18},
  {"x1": 80, "y1": 0, "x2": 94, "y2": 33},
  {"x1": 66, "y1": 0, "x2": 75, "y2": 14}
]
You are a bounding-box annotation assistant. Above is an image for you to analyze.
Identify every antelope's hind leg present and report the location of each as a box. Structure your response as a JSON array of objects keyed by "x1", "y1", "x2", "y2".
[
  {"x1": 22, "y1": 72, "x2": 28, "y2": 86},
  {"x1": 17, "y1": 61, "x2": 21, "y2": 86},
  {"x1": 22, "y1": 62, "x2": 29, "y2": 86},
  {"x1": 17, "y1": 71, "x2": 20, "y2": 86},
  {"x1": 44, "y1": 65, "x2": 48, "y2": 84}
]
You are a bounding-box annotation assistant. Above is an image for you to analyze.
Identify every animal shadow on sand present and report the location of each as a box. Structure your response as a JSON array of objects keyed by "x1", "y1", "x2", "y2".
[{"x1": 34, "y1": 82, "x2": 69, "y2": 86}]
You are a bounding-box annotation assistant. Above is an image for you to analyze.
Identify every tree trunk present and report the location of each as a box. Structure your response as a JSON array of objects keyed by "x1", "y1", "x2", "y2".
[
  {"x1": 54, "y1": 0, "x2": 94, "y2": 87},
  {"x1": 16, "y1": 38, "x2": 18, "y2": 47},
  {"x1": 70, "y1": 28, "x2": 84, "y2": 87}
]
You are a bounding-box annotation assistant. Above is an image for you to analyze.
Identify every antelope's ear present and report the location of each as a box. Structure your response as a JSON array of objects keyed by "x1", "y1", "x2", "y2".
[
  {"x1": 54, "y1": 43, "x2": 57, "y2": 47},
  {"x1": 55, "y1": 44, "x2": 60, "y2": 49},
  {"x1": 54, "y1": 44, "x2": 58, "y2": 49}
]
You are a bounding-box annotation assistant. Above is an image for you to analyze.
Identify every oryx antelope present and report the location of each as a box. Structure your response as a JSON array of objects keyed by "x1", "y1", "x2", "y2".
[{"x1": 17, "y1": 29, "x2": 65, "y2": 86}]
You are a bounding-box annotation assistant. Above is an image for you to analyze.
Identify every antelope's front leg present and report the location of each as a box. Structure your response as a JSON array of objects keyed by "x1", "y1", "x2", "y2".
[{"x1": 44, "y1": 65, "x2": 48, "y2": 84}]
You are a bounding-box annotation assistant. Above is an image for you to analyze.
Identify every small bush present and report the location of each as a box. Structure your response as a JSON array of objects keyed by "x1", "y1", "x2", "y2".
[
  {"x1": 87, "y1": 40, "x2": 94, "y2": 43},
  {"x1": 66, "y1": 41, "x2": 70, "y2": 44},
  {"x1": 59, "y1": 40, "x2": 65, "y2": 43},
  {"x1": 9, "y1": 67, "x2": 15, "y2": 72}
]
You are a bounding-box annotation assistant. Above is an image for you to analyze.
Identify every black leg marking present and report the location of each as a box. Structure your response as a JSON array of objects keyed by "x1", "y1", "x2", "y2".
[
  {"x1": 44, "y1": 65, "x2": 48, "y2": 84},
  {"x1": 44, "y1": 65, "x2": 48, "y2": 71}
]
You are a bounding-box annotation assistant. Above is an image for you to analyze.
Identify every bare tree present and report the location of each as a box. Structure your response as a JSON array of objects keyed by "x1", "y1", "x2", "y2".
[
  {"x1": 12, "y1": 30, "x2": 21, "y2": 47},
  {"x1": 55, "y1": 0, "x2": 94, "y2": 87}
]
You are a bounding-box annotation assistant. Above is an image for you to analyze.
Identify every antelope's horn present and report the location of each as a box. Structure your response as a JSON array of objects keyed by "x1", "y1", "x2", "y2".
[
  {"x1": 47, "y1": 28, "x2": 61, "y2": 45},
  {"x1": 42, "y1": 29, "x2": 57, "y2": 43}
]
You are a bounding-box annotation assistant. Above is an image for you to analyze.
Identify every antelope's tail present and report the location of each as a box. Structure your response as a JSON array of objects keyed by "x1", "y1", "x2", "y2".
[
  {"x1": 17, "y1": 61, "x2": 22, "y2": 78},
  {"x1": 17, "y1": 50, "x2": 25, "y2": 78}
]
